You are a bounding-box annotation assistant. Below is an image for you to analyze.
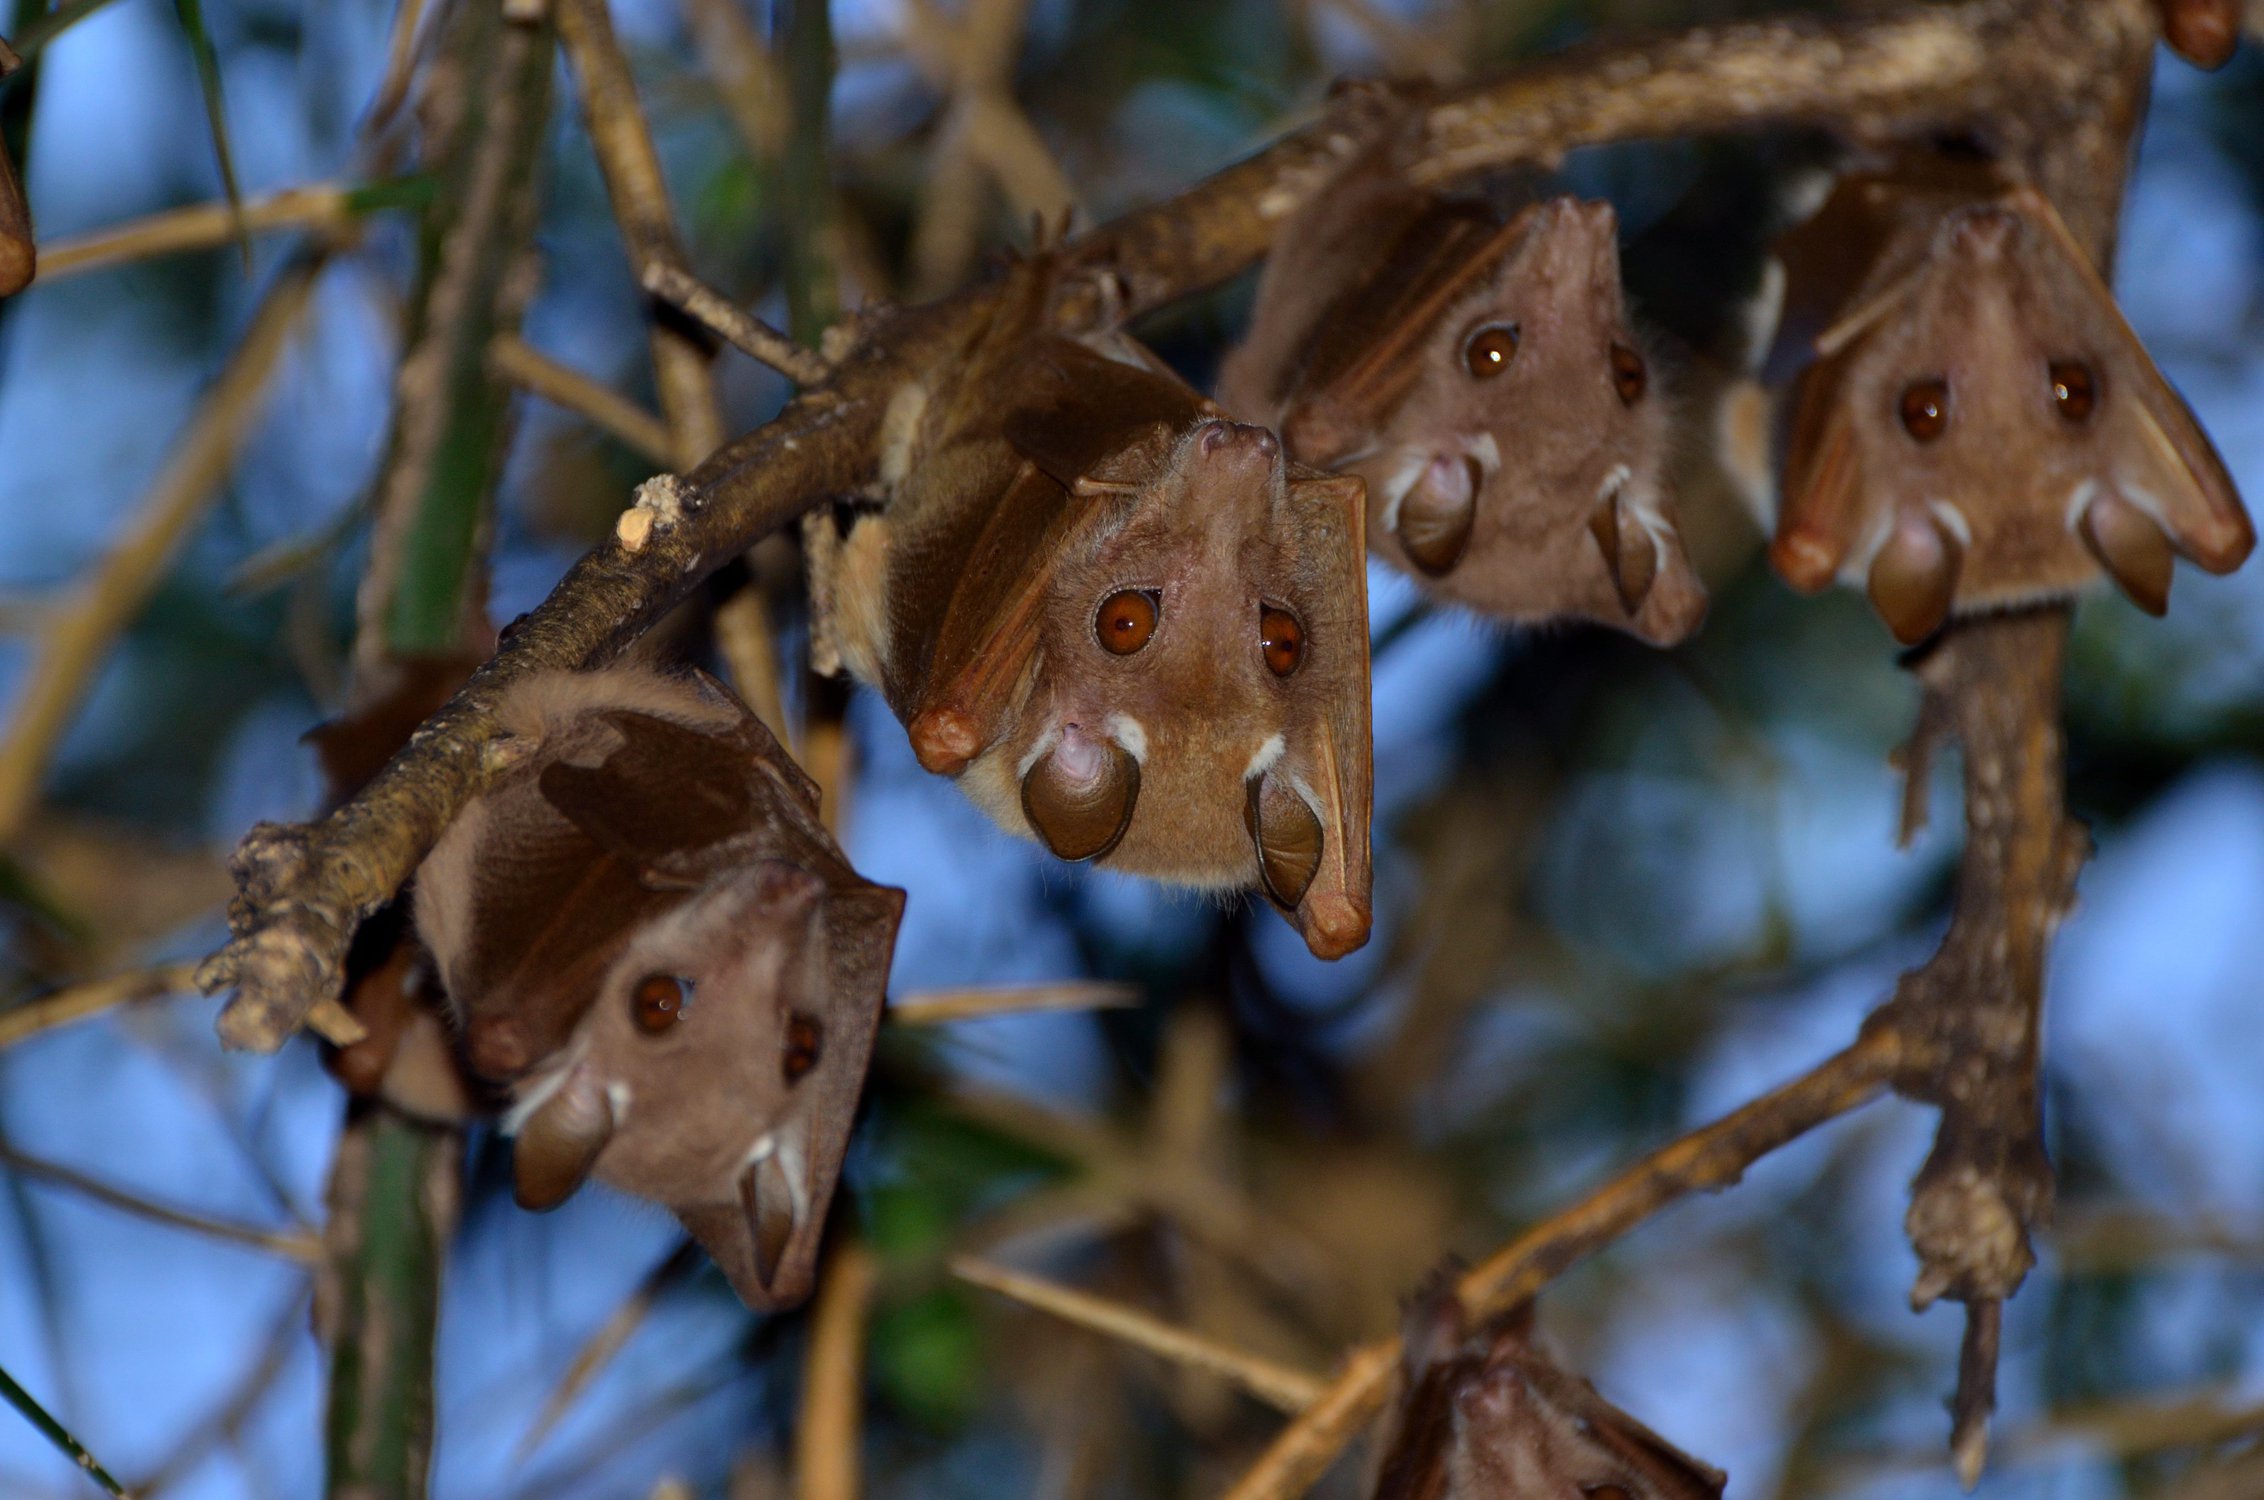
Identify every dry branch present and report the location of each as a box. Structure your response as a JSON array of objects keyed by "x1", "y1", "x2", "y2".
[
  {"x1": 554, "y1": 0, "x2": 725, "y2": 467},
  {"x1": 639, "y1": 260, "x2": 828, "y2": 386},
  {"x1": 200, "y1": 0, "x2": 2158, "y2": 1050},
  {"x1": 0, "y1": 1141, "x2": 323, "y2": 1263},
  {"x1": 1221, "y1": 1029, "x2": 1905, "y2": 1499},
  {"x1": 35, "y1": 182, "x2": 360, "y2": 281},
  {"x1": 1875, "y1": 608, "x2": 2087, "y2": 1482},
  {"x1": 0, "y1": 252, "x2": 324, "y2": 849},
  {"x1": 489, "y1": 332, "x2": 675, "y2": 467},
  {"x1": 0, "y1": 960, "x2": 200, "y2": 1052},
  {"x1": 794, "y1": 1240, "x2": 876, "y2": 1500},
  {"x1": 956, "y1": 1257, "x2": 1328, "y2": 1415},
  {"x1": 890, "y1": 981, "x2": 1141, "y2": 1026}
]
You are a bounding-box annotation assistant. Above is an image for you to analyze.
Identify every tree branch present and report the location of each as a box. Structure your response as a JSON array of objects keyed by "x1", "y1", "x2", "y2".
[
  {"x1": 1220, "y1": 1029, "x2": 1904, "y2": 1500},
  {"x1": 198, "y1": 0, "x2": 2164, "y2": 1054}
]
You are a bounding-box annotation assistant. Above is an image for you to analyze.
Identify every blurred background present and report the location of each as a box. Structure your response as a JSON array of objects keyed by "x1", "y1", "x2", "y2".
[{"x1": 1, "y1": 1, "x2": 2262, "y2": 1497}]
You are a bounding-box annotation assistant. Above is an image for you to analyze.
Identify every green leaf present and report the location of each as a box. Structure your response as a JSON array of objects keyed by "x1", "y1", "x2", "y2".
[
  {"x1": 0, "y1": 1360, "x2": 129, "y2": 1497},
  {"x1": 171, "y1": 0, "x2": 250, "y2": 271},
  {"x1": 869, "y1": 1288, "x2": 984, "y2": 1432}
]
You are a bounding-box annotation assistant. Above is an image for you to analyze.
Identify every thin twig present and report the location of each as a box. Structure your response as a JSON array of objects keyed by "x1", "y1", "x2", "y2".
[
  {"x1": 955, "y1": 1258, "x2": 1327, "y2": 1415},
  {"x1": 34, "y1": 182, "x2": 361, "y2": 281},
  {"x1": 794, "y1": 1240, "x2": 876, "y2": 1500},
  {"x1": 489, "y1": 333, "x2": 675, "y2": 468},
  {"x1": 638, "y1": 261, "x2": 827, "y2": 386},
  {"x1": 1220, "y1": 1030, "x2": 1905, "y2": 1499},
  {"x1": 0, "y1": 960, "x2": 200, "y2": 1052},
  {"x1": 132, "y1": 1290, "x2": 310, "y2": 1499},
  {"x1": 890, "y1": 982, "x2": 1141, "y2": 1027},
  {"x1": 0, "y1": 1142, "x2": 323, "y2": 1263},
  {"x1": 554, "y1": 0, "x2": 725, "y2": 468},
  {"x1": 515, "y1": 1240, "x2": 703, "y2": 1462},
  {"x1": 0, "y1": 251, "x2": 324, "y2": 847}
]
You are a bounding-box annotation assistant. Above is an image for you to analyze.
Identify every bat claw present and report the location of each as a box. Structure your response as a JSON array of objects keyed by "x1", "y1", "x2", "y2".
[{"x1": 910, "y1": 706, "x2": 985, "y2": 775}]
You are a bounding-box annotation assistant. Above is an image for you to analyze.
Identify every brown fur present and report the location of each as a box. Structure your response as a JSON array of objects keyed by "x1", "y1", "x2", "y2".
[
  {"x1": 1770, "y1": 158, "x2": 2252, "y2": 636},
  {"x1": 413, "y1": 666, "x2": 904, "y2": 1311},
  {"x1": 1220, "y1": 148, "x2": 1705, "y2": 646},
  {"x1": 1371, "y1": 1283, "x2": 1725, "y2": 1500},
  {"x1": 811, "y1": 260, "x2": 1373, "y2": 959}
]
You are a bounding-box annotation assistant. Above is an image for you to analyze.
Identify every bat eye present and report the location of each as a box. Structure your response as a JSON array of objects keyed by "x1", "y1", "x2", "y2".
[
  {"x1": 1581, "y1": 1488, "x2": 1634, "y2": 1500},
  {"x1": 1259, "y1": 605, "x2": 1305, "y2": 677},
  {"x1": 1462, "y1": 323, "x2": 1520, "y2": 379},
  {"x1": 1609, "y1": 342, "x2": 1648, "y2": 405},
  {"x1": 632, "y1": 974, "x2": 691, "y2": 1034},
  {"x1": 782, "y1": 1013, "x2": 823, "y2": 1082},
  {"x1": 1095, "y1": 588, "x2": 1159, "y2": 654},
  {"x1": 1898, "y1": 378, "x2": 1950, "y2": 442},
  {"x1": 2050, "y1": 359, "x2": 2098, "y2": 424}
]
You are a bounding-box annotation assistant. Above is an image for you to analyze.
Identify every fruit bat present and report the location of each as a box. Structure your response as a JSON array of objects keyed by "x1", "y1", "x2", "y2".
[
  {"x1": 806, "y1": 260, "x2": 1373, "y2": 960},
  {"x1": 1768, "y1": 156, "x2": 2253, "y2": 644},
  {"x1": 1372, "y1": 1284, "x2": 1725, "y2": 1500},
  {"x1": 1219, "y1": 150, "x2": 1706, "y2": 646},
  {"x1": 413, "y1": 665, "x2": 905, "y2": 1311}
]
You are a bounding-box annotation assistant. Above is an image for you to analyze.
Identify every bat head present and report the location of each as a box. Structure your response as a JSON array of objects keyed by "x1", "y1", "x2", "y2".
[
  {"x1": 415, "y1": 670, "x2": 904, "y2": 1312},
  {"x1": 1374, "y1": 1285, "x2": 1726, "y2": 1500},
  {"x1": 927, "y1": 353, "x2": 1373, "y2": 960},
  {"x1": 1775, "y1": 183, "x2": 2253, "y2": 644},
  {"x1": 504, "y1": 860, "x2": 902, "y2": 1311},
  {"x1": 1278, "y1": 196, "x2": 1706, "y2": 645}
]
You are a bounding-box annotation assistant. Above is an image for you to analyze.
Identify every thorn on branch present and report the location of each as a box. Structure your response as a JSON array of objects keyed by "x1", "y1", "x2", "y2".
[{"x1": 640, "y1": 259, "x2": 832, "y2": 386}]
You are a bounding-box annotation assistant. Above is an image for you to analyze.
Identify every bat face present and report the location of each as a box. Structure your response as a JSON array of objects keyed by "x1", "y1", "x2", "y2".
[
  {"x1": 1227, "y1": 194, "x2": 1705, "y2": 645},
  {"x1": 415, "y1": 668, "x2": 904, "y2": 1311},
  {"x1": 826, "y1": 319, "x2": 1375, "y2": 961},
  {"x1": 1775, "y1": 180, "x2": 2253, "y2": 644},
  {"x1": 1373, "y1": 1289, "x2": 1725, "y2": 1500},
  {"x1": 951, "y1": 414, "x2": 1373, "y2": 958}
]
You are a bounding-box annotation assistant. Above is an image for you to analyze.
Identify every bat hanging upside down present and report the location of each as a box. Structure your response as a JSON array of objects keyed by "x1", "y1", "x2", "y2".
[
  {"x1": 807, "y1": 258, "x2": 1374, "y2": 960},
  {"x1": 414, "y1": 666, "x2": 905, "y2": 1311},
  {"x1": 1763, "y1": 153, "x2": 2253, "y2": 643},
  {"x1": 1372, "y1": 1279, "x2": 1725, "y2": 1500},
  {"x1": 1220, "y1": 133, "x2": 1708, "y2": 646}
]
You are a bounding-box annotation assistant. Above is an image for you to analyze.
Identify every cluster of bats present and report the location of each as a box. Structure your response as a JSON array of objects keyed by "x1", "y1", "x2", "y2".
[{"x1": 383, "y1": 49, "x2": 2249, "y2": 1490}]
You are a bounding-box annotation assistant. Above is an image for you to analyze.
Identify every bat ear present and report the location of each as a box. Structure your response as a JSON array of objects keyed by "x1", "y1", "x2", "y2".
[
  {"x1": 679, "y1": 879, "x2": 903, "y2": 1313},
  {"x1": 512, "y1": 1070, "x2": 615, "y2": 1211},
  {"x1": 2011, "y1": 188, "x2": 2255, "y2": 577},
  {"x1": 1263, "y1": 471, "x2": 1372, "y2": 960}
]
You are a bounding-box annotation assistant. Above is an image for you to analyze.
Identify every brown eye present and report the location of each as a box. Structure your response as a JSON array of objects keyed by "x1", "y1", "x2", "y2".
[
  {"x1": 1610, "y1": 342, "x2": 1647, "y2": 406},
  {"x1": 783, "y1": 1014, "x2": 822, "y2": 1082},
  {"x1": 1096, "y1": 588, "x2": 1159, "y2": 655},
  {"x1": 2050, "y1": 359, "x2": 2098, "y2": 424},
  {"x1": 1898, "y1": 378, "x2": 1950, "y2": 442},
  {"x1": 1582, "y1": 1488, "x2": 1634, "y2": 1500},
  {"x1": 632, "y1": 974, "x2": 690, "y2": 1034},
  {"x1": 1463, "y1": 323, "x2": 1519, "y2": 379},
  {"x1": 1259, "y1": 605, "x2": 1305, "y2": 677}
]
